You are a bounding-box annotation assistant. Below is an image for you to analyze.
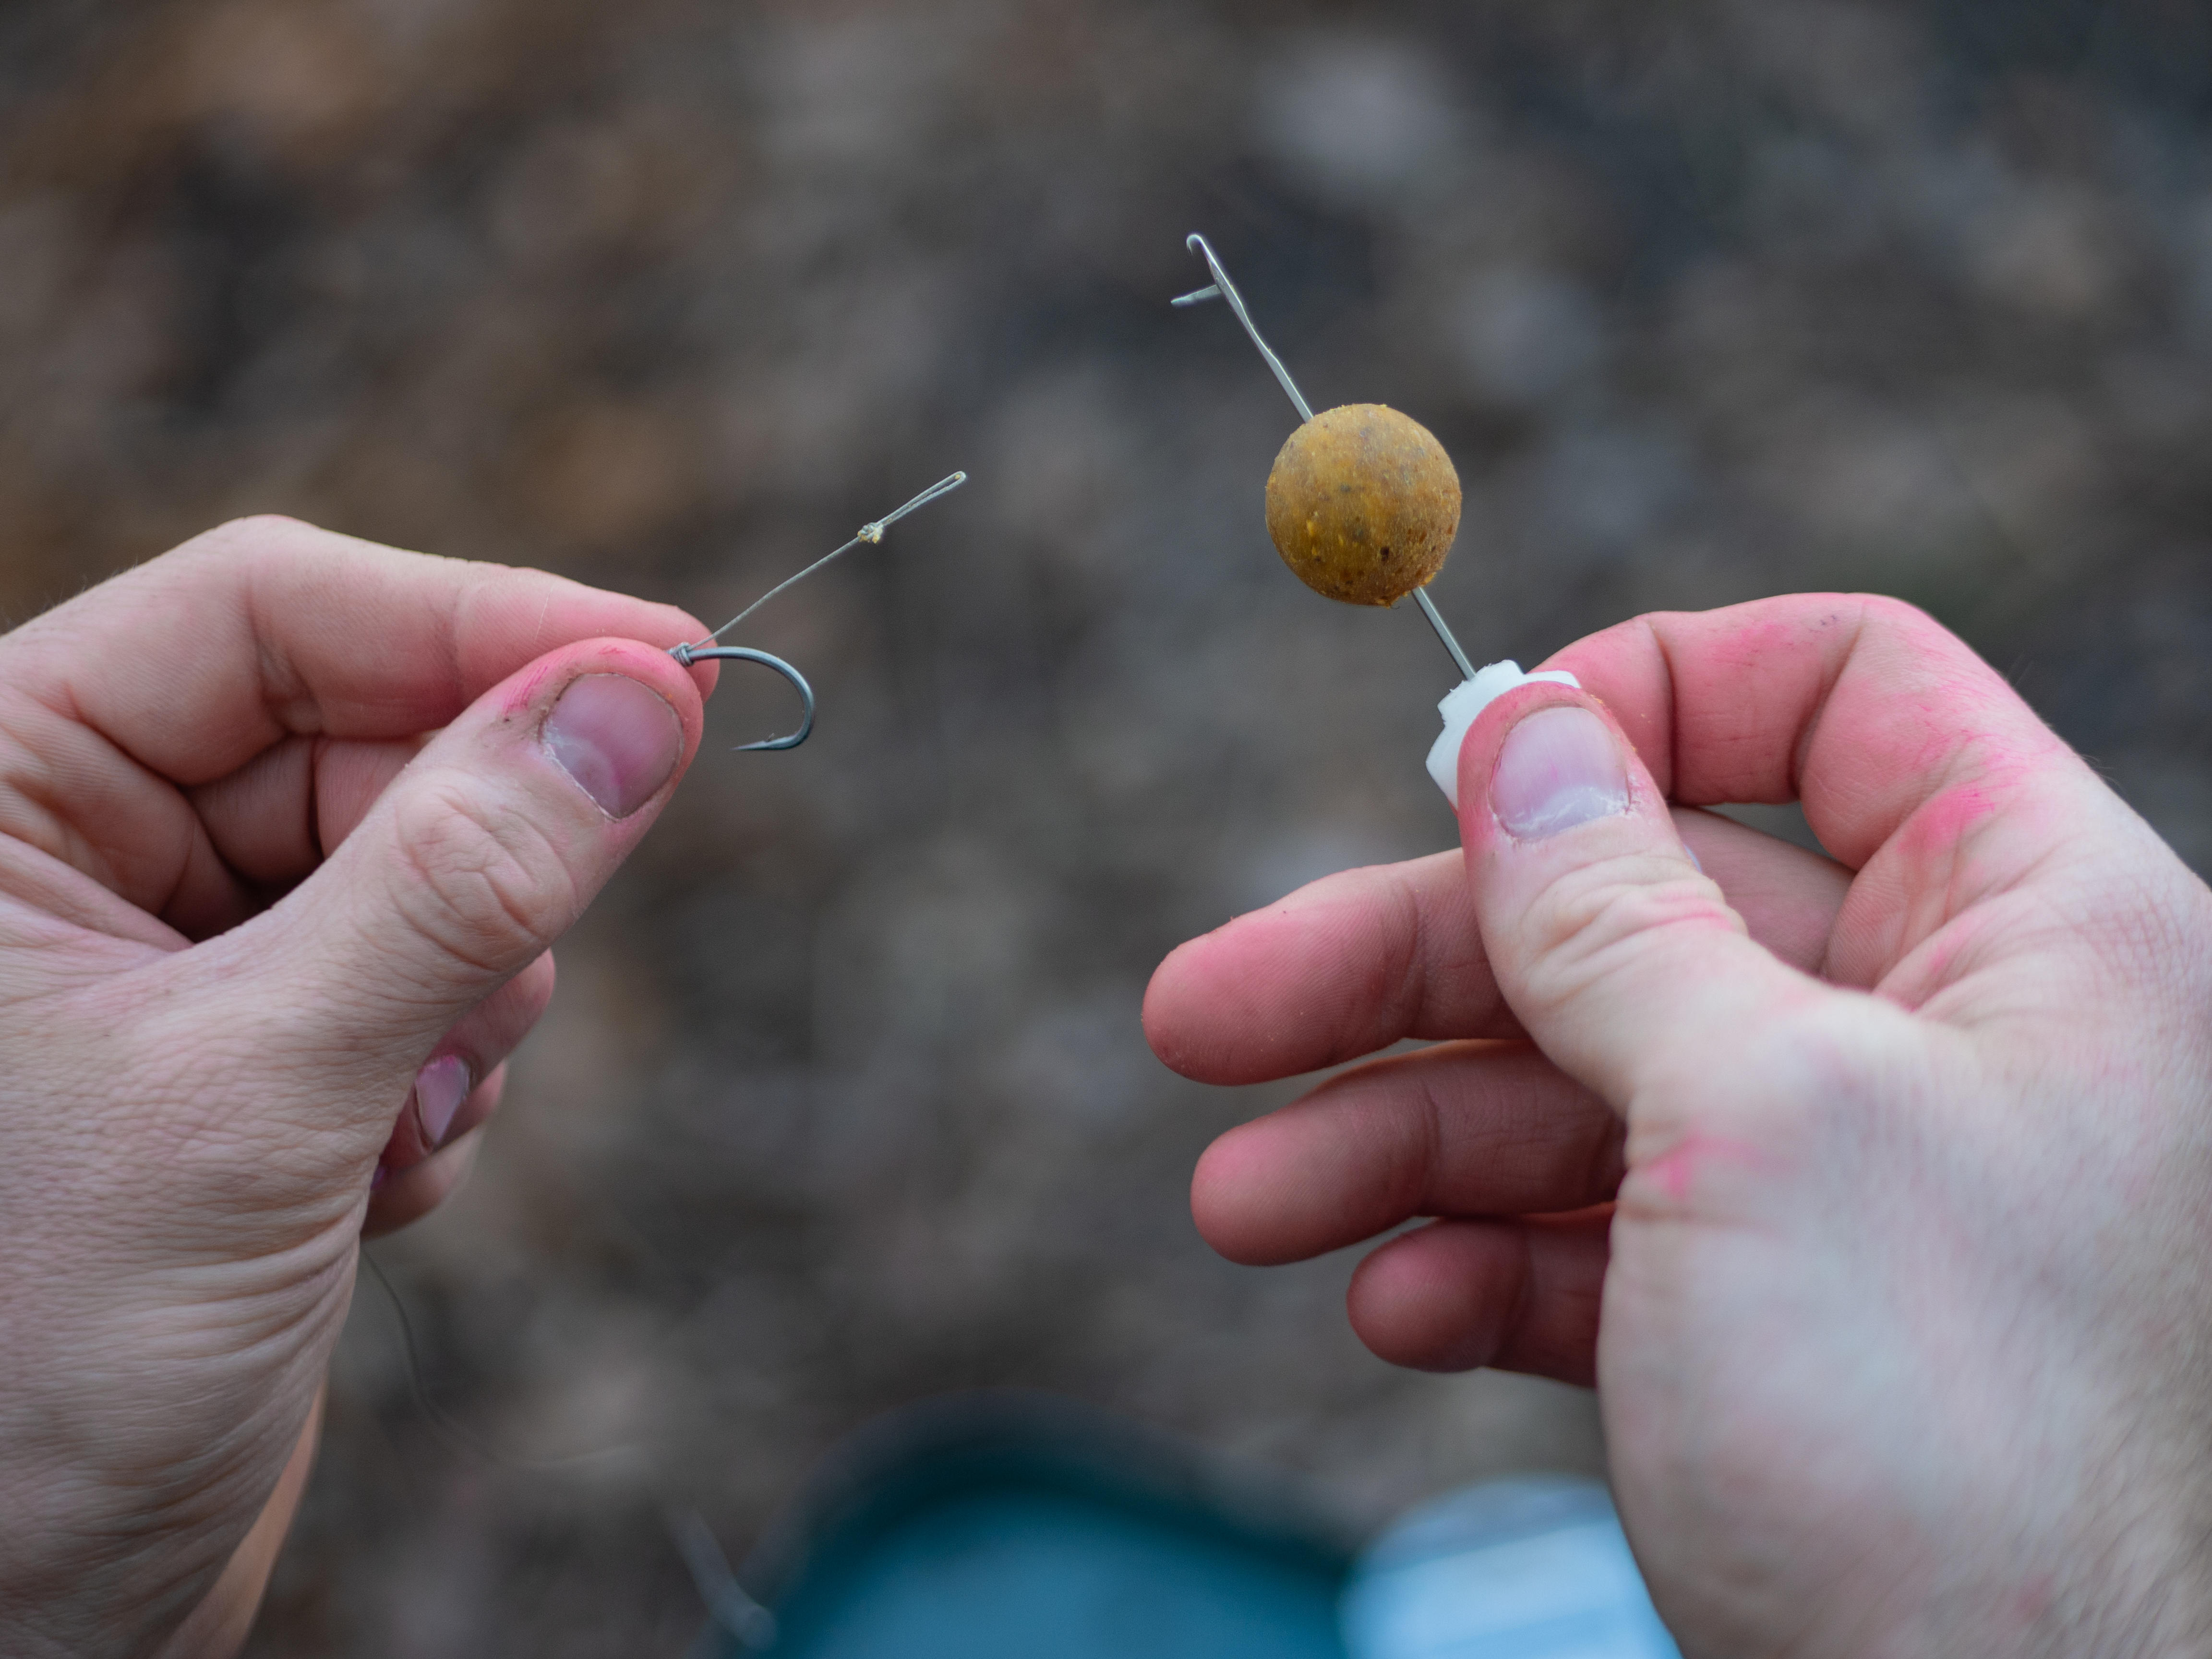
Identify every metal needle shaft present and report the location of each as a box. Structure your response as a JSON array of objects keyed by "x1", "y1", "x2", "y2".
[
  {"x1": 1177, "y1": 235, "x2": 1472, "y2": 681},
  {"x1": 1176, "y1": 235, "x2": 1316, "y2": 423},
  {"x1": 1413, "y1": 589, "x2": 1477, "y2": 680}
]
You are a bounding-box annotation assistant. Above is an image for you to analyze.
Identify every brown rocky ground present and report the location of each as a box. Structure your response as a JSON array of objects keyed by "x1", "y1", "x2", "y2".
[{"x1": 1, "y1": 2, "x2": 2209, "y2": 1652}]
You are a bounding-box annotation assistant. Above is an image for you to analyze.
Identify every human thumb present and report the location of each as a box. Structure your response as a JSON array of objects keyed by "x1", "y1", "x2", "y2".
[
  {"x1": 1456, "y1": 687, "x2": 1824, "y2": 1118},
  {"x1": 174, "y1": 638, "x2": 699, "y2": 1149}
]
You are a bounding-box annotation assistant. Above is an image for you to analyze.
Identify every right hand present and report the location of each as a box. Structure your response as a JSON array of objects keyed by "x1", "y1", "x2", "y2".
[{"x1": 1147, "y1": 596, "x2": 2212, "y2": 1655}]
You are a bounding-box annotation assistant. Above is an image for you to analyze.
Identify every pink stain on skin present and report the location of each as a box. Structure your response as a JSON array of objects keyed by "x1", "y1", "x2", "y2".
[
  {"x1": 1545, "y1": 599, "x2": 2070, "y2": 863},
  {"x1": 502, "y1": 660, "x2": 565, "y2": 719},
  {"x1": 1631, "y1": 1131, "x2": 1776, "y2": 1211},
  {"x1": 499, "y1": 639, "x2": 681, "y2": 723},
  {"x1": 1875, "y1": 768, "x2": 2061, "y2": 1010},
  {"x1": 1912, "y1": 785, "x2": 2000, "y2": 847},
  {"x1": 1893, "y1": 930, "x2": 1963, "y2": 1004},
  {"x1": 1713, "y1": 617, "x2": 1806, "y2": 671},
  {"x1": 1887, "y1": 784, "x2": 2007, "y2": 920}
]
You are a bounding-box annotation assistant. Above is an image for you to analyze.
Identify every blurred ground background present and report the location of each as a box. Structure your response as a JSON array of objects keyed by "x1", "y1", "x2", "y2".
[{"x1": 2, "y1": 0, "x2": 2210, "y2": 1652}]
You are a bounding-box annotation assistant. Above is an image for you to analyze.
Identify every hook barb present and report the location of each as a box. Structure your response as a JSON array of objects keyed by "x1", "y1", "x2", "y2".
[{"x1": 669, "y1": 645, "x2": 816, "y2": 751}]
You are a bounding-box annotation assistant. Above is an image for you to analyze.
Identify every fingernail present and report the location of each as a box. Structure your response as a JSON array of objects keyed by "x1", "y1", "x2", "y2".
[
  {"x1": 1491, "y1": 705, "x2": 1630, "y2": 840},
  {"x1": 412, "y1": 1055, "x2": 472, "y2": 1149},
  {"x1": 544, "y1": 674, "x2": 681, "y2": 818}
]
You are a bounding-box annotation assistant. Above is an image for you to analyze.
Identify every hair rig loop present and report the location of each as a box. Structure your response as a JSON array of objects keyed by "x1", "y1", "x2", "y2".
[{"x1": 670, "y1": 471, "x2": 967, "y2": 751}]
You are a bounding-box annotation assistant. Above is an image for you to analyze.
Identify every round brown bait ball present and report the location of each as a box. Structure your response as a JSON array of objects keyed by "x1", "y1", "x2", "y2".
[{"x1": 1264, "y1": 403, "x2": 1462, "y2": 606}]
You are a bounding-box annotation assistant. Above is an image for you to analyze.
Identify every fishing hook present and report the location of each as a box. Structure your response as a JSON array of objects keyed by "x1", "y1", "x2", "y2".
[
  {"x1": 667, "y1": 643, "x2": 816, "y2": 751},
  {"x1": 670, "y1": 471, "x2": 967, "y2": 750}
]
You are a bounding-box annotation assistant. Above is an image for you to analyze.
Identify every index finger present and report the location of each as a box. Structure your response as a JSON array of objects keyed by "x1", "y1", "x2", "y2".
[
  {"x1": 7, "y1": 516, "x2": 714, "y2": 781},
  {"x1": 1144, "y1": 594, "x2": 2066, "y2": 1087},
  {"x1": 1542, "y1": 593, "x2": 2070, "y2": 870},
  {"x1": 1541, "y1": 593, "x2": 2103, "y2": 994},
  {"x1": 1144, "y1": 810, "x2": 1850, "y2": 1085},
  {"x1": 0, "y1": 516, "x2": 714, "y2": 927}
]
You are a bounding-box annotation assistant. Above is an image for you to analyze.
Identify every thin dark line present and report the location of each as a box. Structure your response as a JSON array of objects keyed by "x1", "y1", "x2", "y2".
[{"x1": 361, "y1": 1248, "x2": 634, "y2": 1475}]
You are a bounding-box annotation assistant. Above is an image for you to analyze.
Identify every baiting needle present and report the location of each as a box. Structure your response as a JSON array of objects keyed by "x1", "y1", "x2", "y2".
[{"x1": 1174, "y1": 235, "x2": 1475, "y2": 682}]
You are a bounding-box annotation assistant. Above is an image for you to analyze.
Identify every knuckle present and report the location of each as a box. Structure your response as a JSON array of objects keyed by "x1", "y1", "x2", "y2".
[
  {"x1": 1727, "y1": 1002, "x2": 1915, "y2": 1172},
  {"x1": 1733, "y1": 999, "x2": 1883, "y2": 1113},
  {"x1": 386, "y1": 776, "x2": 577, "y2": 979},
  {"x1": 1619, "y1": 1000, "x2": 1901, "y2": 1216},
  {"x1": 1852, "y1": 591, "x2": 1938, "y2": 632},
  {"x1": 512, "y1": 951, "x2": 560, "y2": 1025},
  {"x1": 171, "y1": 513, "x2": 316, "y2": 566},
  {"x1": 1516, "y1": 855, "x2": 1740, "y2": 1010}
]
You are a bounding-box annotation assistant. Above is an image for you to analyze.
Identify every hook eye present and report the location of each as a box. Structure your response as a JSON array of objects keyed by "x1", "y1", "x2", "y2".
[{"x1": 669, "y1": 645, "x2": 816, "y2": 751}]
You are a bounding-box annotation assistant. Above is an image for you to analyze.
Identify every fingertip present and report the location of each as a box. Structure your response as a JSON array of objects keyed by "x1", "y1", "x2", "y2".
[
  {"x1": 378, "y1": 1059, "x2": 508, "y2": 1170},
  {"x1": 1144, "y1": 903, "x2": 1364, "y2": 1085},
  {"x1": 249, "y1": 639, "x2": 703, "y2": 1094},
  {"x1": 544, "y1": 674, "x2": 684, "y2": 819},
  {"x1": 1349, "y1": 1223, "x2": 1520, "y2": 1372},
  {"x1": 1534, "y1": 615, "x2": 1679, "y2": 793},
  {"x1": 443, "y1": 1060, "x2": 507, "y2": 1149},
  {"x1": 512, "y1": 950, "x2": 558, "y2": 1022},
  {"x1": 527, "y1": 643, "x2": 711, "y2": 832},
  {"x1": 1190, "y1": 1123, "x2": 1290, "y2": 1266},
  {"x1": 1141, "y1": 943, "x2": 1194, "y2": 1068},
  {"x1": 1351, "y1": 1216, "x2": 1607, "y2": 1383},
  {"x1": 661, "y1": 607, "x2": 721, "y2": 697},
  {"x1": 1450, "y1": 679, "x2": 1800, "y2": 1109},
  {"x1": 1143, "y1": 930, "x2": 1235, "y2": 1078},
  {"x1": 1458, "y1": 683, "x2": 1649, "y2": 854},
  {"x1": 664, "y1": 602, "x2": 715, "y2": 651}
]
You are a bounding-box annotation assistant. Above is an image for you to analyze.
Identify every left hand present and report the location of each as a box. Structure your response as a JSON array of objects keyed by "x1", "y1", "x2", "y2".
[{"x1": 0, "y1": 516, "x2": 714, "y2": 1656}]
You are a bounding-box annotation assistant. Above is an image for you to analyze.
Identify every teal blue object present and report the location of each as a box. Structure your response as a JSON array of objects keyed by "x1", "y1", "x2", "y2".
[
  {"x1": 768, "y1": 1483, "x2": 1347, "y2": 1658},
  {"x1": 709, "y1": 1397, "x2": 1351, "y2": 1659},
  {"x1": 1341, "y1": 1478, "x2": 1680, "y2": 1659}
]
